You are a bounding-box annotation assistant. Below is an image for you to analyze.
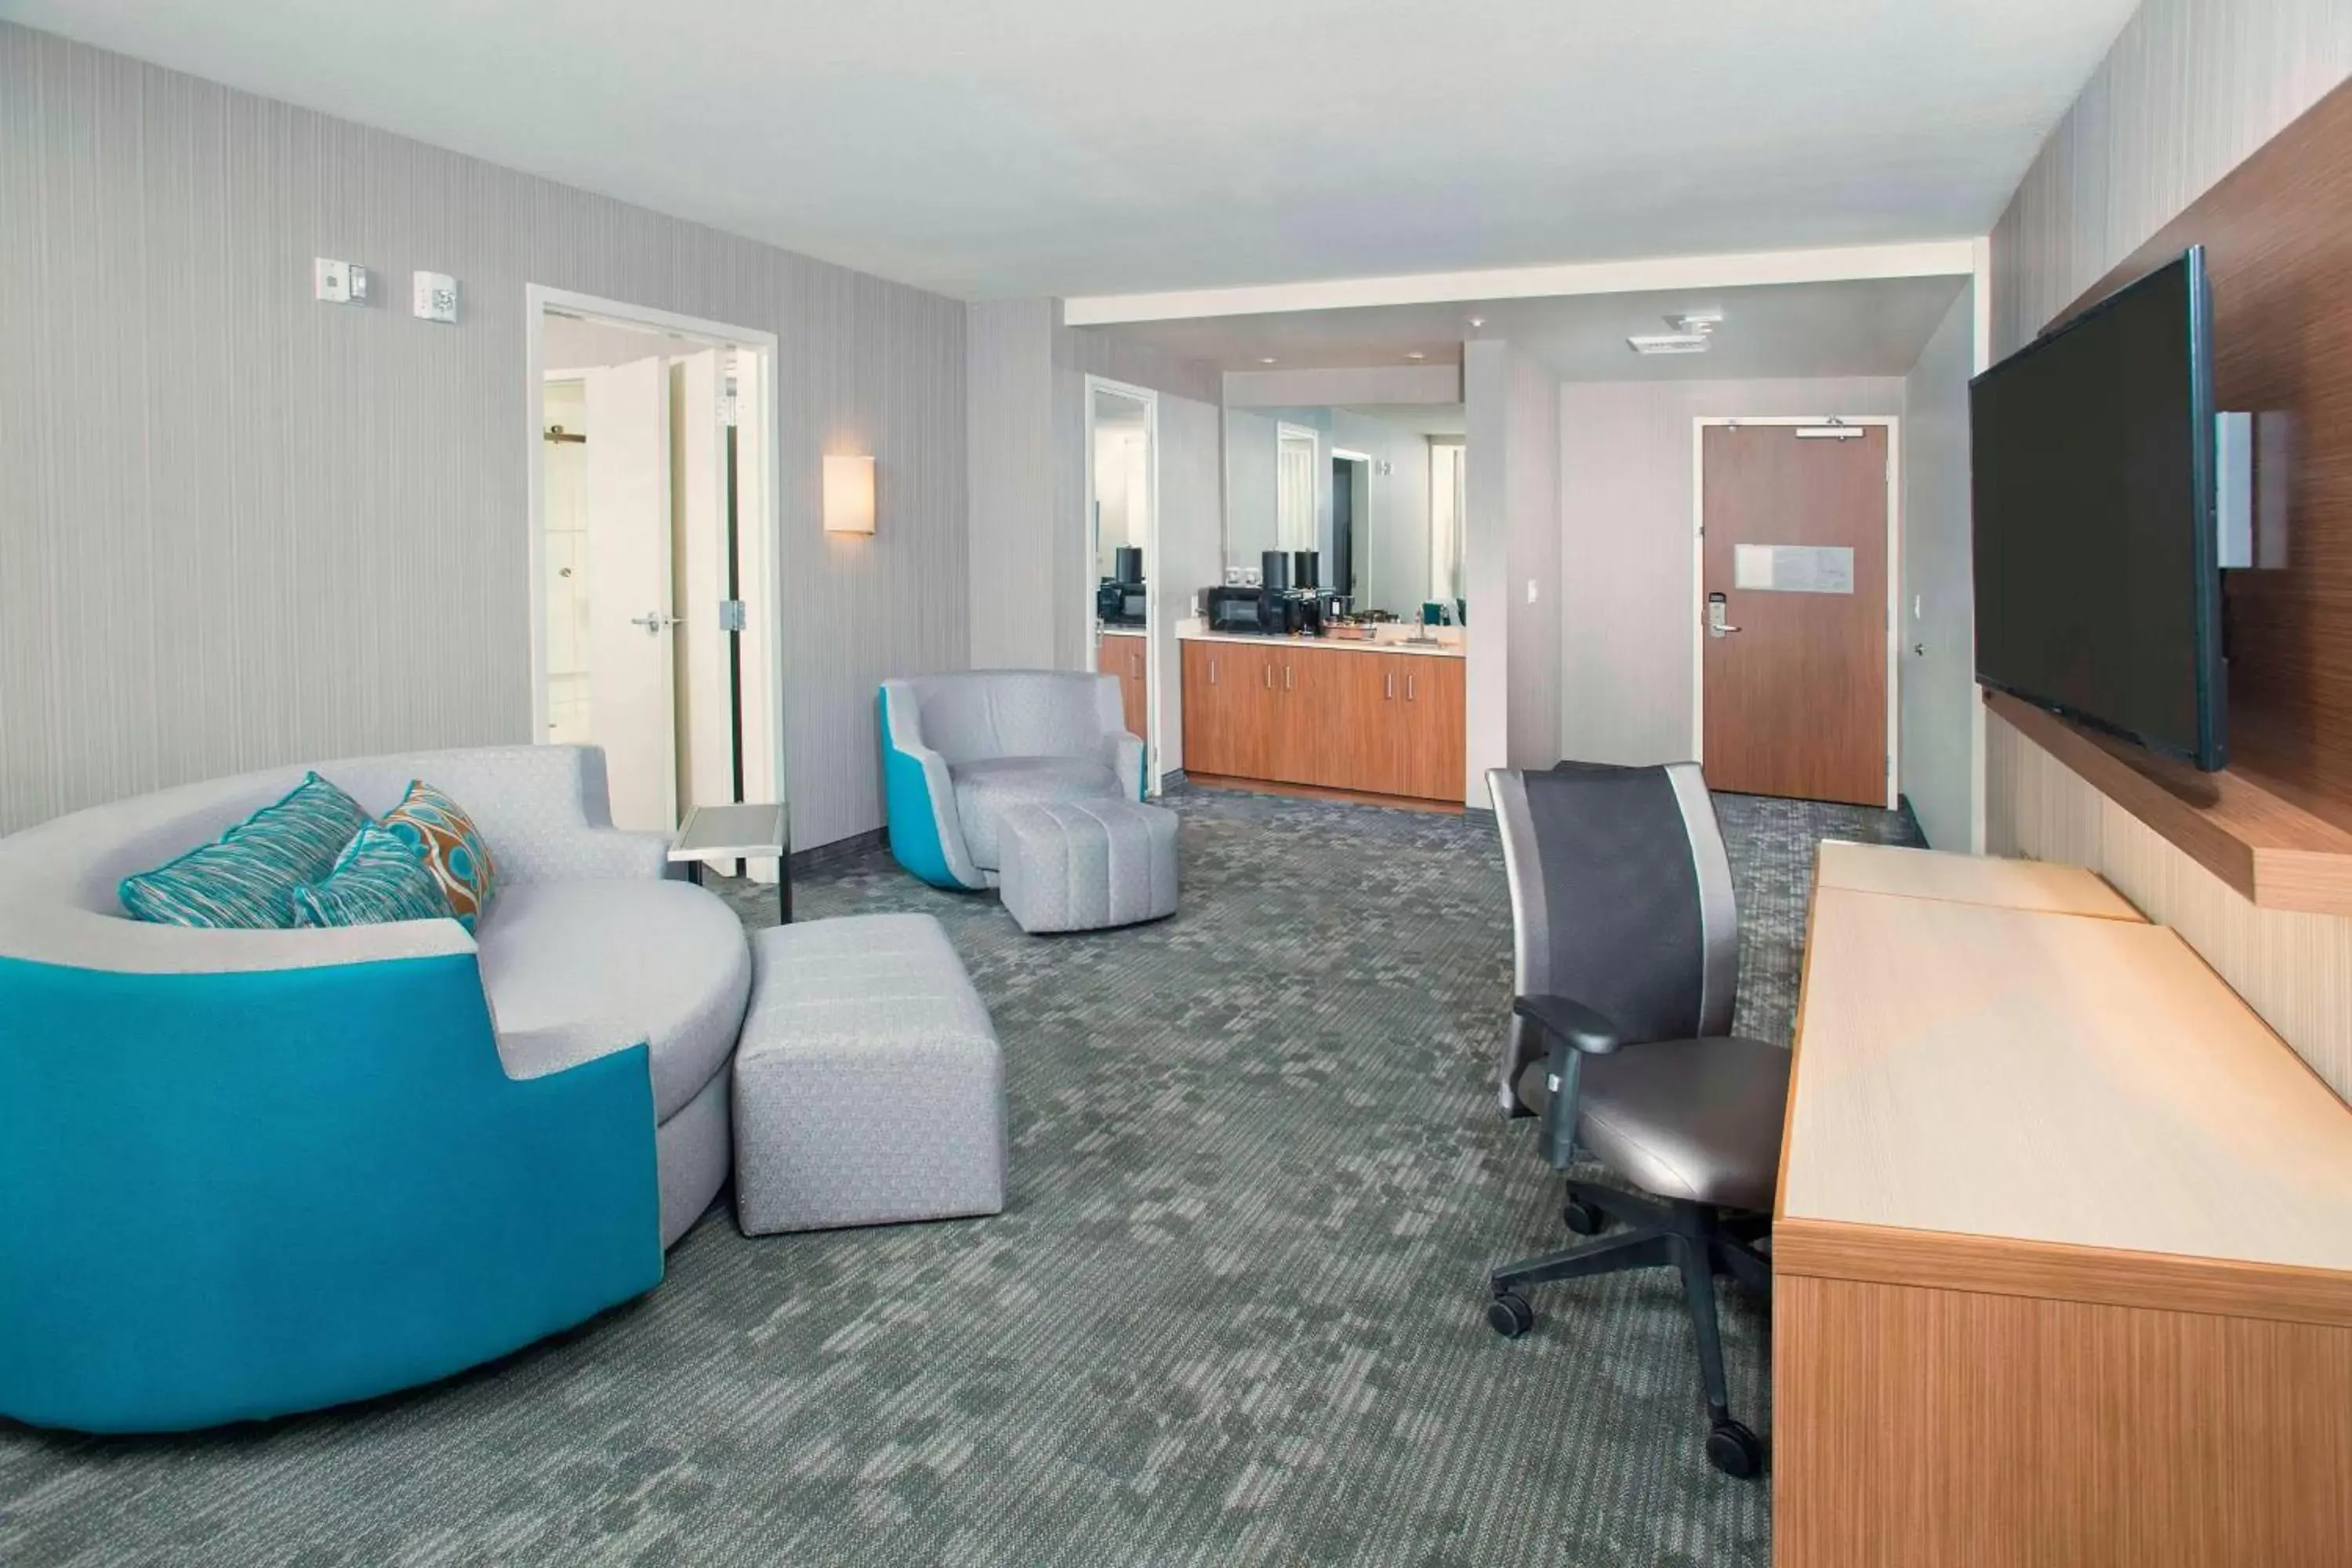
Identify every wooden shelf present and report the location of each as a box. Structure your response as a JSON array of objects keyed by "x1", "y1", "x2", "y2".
[{"x1": 1985, "y1": 689, "x2": 2352, "y2": 916}]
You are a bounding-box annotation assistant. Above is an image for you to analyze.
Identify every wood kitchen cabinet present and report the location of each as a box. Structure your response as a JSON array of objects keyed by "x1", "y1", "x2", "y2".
[
  {"x1": 1398, "y1": 655, "x2": 1465, "y2": 801},
  {"x1": 1098, "y1": 630, "x2": 1147, "y2": 739},
  {"x1": 1179, "y1": 639, "x2": 1464, "y2": 804}
]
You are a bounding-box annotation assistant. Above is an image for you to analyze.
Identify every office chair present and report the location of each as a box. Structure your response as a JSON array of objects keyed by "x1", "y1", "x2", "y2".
[{"x1": 1483, "y1": 762, "x2": 1788, "y2": 1479}]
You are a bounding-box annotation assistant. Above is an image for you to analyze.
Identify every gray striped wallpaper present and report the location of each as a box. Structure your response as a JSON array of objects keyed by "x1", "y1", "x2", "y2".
[
  {"x1": 0, "y1": 23, "x2": 968, "y2": 849},
  {"x1": 1990, "y1": 0, "x2": 2352, "y2": 352},
  {"x1": 964, "y1": 299, "x2": 1058, "y2": 672}
]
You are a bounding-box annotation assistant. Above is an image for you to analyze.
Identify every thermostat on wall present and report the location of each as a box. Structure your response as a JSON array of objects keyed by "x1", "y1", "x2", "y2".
[{"x1": 412, "y1": 271, "x2": 459, "y2": 324}]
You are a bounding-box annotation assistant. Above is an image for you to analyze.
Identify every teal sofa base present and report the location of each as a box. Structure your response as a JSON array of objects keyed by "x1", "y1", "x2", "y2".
[{"x1": 0, "y1": 951, "x2": 663, "y2": 1435}]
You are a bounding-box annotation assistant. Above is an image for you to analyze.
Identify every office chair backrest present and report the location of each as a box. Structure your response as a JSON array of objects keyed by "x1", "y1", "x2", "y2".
[{"x1": 1487, "y1": 761, "x2": 1739, "y2": 1114}]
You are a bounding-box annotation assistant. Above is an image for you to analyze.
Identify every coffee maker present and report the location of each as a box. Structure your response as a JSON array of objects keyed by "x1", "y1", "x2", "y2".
[
  {"x1": 1269, "y1": 550, "x2": 1327, "y2": 637},
  {"x1": 1095, "y1": 545, "x2": 1146, "y2": 626}
]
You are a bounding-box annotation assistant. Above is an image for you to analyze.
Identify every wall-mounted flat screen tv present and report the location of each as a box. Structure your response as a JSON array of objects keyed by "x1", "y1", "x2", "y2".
[{"x1": 1970, "y1": 246, "x2": 2225, "y2": 771}]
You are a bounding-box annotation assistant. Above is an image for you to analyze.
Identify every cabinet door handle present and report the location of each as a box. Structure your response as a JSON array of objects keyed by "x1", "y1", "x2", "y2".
[
  {"x1": 1209, "y1": 659, "x2": 1218, "y2": 685},
  {"x1": 1406, "y1": 673, "x2": 1417, "y2": 701},
  {"x1": 1385, "y1": 671, "x2": 1395, "y2": 700},
  {"x1": 1284, "y1": 665, "x2": 1294, "y2": 691},
  {"x1": 1263, "y1": 664, "x2": 1272, "y2": 689}
]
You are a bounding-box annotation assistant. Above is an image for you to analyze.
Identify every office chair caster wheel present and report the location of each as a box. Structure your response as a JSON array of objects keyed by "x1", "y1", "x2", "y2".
[
  {"x1": 1562, "y1": 1197, "x2": 1605, "y2": 1235},
  {"x1": 1706, "y1": 1419, "x2": 1763, "y2": 1479},
  {"x1": 1486, "y1": 1291, "x2": 1535, "y2": 1338}
]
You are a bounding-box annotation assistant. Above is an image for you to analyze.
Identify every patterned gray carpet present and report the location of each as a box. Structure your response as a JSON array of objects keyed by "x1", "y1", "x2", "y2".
[{"x1": 0, "y1": 785, "x2": 1918, "y2": 1568}]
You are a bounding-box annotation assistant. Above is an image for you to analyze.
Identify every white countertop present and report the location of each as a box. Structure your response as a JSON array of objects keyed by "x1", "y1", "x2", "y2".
[{"x1": 1176, "y1": 627, "x2": 1465, "y2": 659}]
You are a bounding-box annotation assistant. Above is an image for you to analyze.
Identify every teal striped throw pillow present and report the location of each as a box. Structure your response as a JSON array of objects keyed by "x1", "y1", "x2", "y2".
[
  {"x1": 118, "y1": 771, "x2": 371, "y2": 929},
  {"x1": 292, "y1": 824, "x2": 455, "y2": 929}
]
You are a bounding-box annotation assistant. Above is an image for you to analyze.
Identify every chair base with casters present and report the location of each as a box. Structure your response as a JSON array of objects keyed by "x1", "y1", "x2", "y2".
[{"x1": 1486, "y1": 1178, "x2": 1771, "y2": 1479}]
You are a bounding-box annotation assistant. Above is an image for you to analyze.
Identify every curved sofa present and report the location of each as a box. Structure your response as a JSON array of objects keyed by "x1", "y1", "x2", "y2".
[
  {"x1": 879, "y1": 670, "x2": 1145, "y2": 891},
  {"x1": 0, "y1": 746, "x2": 750, "y2": 1433}
]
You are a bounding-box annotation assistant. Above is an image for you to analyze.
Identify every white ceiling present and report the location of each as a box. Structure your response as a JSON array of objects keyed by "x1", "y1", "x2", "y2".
[
  {"x1": 9, "y1": 1, "x2": 2135, "y2": 300},
  {"x1": 1097, "y1": 274, "x2": 1972, "y2": 382}
]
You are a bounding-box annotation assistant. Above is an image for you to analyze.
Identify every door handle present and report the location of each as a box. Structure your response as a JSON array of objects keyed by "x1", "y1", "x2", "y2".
[
  {"x1": 1707, "y1": 593, "x2": 1740, "y2": 639},
  {"x1": 630, "y1": 612, "x2": 681, "y2": 636}
]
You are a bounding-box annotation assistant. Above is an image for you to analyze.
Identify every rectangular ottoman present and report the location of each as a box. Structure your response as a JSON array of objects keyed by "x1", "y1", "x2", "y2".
[
  {"x1": 732, "y1": 913, "x2": 1005, "y2": 1235},
  {"x1": 999, "y1": 799, "x2": 1179, "y2": 935}
]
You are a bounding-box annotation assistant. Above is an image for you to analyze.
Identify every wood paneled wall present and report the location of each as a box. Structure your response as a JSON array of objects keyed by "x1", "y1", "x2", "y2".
[
  {"x1": 2040, "y1": 78, "x2": 2352, "y2": 818},
  {"x1": 0, "y1": 24, "x2": 969, "y2": 848}
]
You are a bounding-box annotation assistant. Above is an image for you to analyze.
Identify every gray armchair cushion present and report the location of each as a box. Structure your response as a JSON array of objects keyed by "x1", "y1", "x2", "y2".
[{"x1": 949, "y1": 757, "x2": 1125, "y2": 870}]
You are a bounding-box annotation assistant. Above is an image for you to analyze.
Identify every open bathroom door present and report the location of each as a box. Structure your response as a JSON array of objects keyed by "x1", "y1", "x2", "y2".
[{"x1": 583, "y1": 355, "x2": 677, "y2": 831}]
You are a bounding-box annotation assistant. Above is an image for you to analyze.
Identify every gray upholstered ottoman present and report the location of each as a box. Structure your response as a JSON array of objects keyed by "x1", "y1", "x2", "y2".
[
  {"x1": 998, "y1": 799, "x2": 1179, "y2": 935},
  {"x1": 731, "y1": 913, "x2": 1005, "y2": 1235}
]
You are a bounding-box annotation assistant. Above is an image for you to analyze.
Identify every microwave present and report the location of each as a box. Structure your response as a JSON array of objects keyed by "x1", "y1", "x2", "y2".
[
  {"x1": 1203, "y1": 585, "x2": 1273, "y2": 635},
  {"x1": 1096, "y1": 581, "x2": 1146, "y2": 626}
]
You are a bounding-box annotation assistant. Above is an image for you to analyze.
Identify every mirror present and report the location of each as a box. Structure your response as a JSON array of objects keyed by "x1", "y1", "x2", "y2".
[
  {"x1": 1091, "y1": 385, "x2": 1152, "y2": 630},
  {"x1": 1221, "y1": 404, "x2": 1466, "y2": 626}
]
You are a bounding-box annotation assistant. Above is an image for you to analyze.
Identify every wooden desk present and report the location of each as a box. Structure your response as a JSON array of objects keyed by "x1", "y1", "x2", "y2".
[
  {"x1": 1775, "y1": 848, "x2": 2352, "y2": 1568},
  {"x1": 1812, "y1": 839, "x2": 2144, "y2": 921}
]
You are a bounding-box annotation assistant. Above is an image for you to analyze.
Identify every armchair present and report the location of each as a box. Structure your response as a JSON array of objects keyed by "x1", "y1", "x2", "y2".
[
  {"x1": 1483, "y1": 762, "x2": 1788, "y2": 1478},
  {"x1": 879, "y1": 670, "x2": 1144, "y2": 890}
]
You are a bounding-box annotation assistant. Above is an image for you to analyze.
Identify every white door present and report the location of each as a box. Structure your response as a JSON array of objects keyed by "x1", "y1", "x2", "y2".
[
  {"x1": 671, "y1": 350, "x2": 733, "y2": 826},
  {"x1": 730, "y1": 354, "x2": 781, "y2": 884},
  {"x1": 583, "y1": 356, "x2": 677, "y2": 831}
]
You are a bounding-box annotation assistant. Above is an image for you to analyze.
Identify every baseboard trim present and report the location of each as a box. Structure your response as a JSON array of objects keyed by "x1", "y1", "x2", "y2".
[
  {"x1": 1181, "y1": 773, "x2": 1465, "y2": 816},
  {"x1": 789, "y1": 826, "x2": 887, "y2": 873}
]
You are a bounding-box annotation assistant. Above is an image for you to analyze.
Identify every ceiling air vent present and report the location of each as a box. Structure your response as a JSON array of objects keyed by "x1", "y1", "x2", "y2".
[{"x1": 1628, "y1": 309, "x2": 1725, "y2": 357}]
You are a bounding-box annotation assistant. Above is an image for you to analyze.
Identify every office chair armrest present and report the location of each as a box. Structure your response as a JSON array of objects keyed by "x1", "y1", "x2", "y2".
[{"x1": 1512, "y1": 994, "x2": 1627, "y2": 1056}]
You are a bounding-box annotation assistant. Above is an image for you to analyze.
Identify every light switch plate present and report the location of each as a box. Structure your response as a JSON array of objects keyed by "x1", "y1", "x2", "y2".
[
  {"x1": 313, "y1": 257, "x2": 368, "y2": 304},
  {"x1": 412, "y1": 271, "x2": 459, "y2": 325}
]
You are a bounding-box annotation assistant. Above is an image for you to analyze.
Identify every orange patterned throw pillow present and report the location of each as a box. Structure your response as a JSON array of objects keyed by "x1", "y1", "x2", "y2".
[{"x1": 381, "y1": 781, "x2": 497, "y2": 930}]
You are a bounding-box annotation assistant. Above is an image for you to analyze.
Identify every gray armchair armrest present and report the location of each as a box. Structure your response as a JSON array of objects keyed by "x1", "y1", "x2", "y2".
[
  {"x1": 1513, "y1": 994, "x2": 1630, "y2": 1171},
  {"x1": 1099, "y1": 731, "x2": 1146, "y2": 800}
]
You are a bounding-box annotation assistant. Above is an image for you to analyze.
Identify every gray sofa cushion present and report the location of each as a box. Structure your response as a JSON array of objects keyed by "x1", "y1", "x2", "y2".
[
  {"x1": 478, "y1": 878, "x2": 751, "y2": 1121},
  {"x1": 949, "y1": 756, "x2": 1124, "y2": 870}
]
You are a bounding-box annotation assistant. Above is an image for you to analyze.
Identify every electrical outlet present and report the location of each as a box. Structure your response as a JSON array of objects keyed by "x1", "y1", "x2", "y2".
[{"x1": 412, "y1": 271, "x2": 459, "y2": 325}]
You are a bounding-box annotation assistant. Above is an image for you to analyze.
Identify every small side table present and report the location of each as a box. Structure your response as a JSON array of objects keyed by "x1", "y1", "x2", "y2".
[{"x1": 670, "y1": 802, "x2": 790, "y2": 924}]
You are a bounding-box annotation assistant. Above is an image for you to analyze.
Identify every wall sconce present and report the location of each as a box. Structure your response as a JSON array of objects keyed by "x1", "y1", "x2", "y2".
[{"x1": 823, "y1": 454, "x2": 877, "y2": 535}]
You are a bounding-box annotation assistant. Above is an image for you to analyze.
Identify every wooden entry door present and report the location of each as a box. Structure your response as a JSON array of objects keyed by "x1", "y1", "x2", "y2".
[{"x1": 1700, "y1": 424, "x2": 1889, "y2": 806}]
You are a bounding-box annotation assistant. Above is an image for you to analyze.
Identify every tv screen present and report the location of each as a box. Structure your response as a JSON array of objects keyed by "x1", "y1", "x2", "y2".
[{"x1": 1970, "y1": 247, "x2": 2225, "y2": 770}]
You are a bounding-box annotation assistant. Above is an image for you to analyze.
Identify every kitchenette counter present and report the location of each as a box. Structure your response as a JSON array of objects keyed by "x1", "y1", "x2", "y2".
[{"x1": 1177, "y1": 628, "x2": 1465, "y2": 659}]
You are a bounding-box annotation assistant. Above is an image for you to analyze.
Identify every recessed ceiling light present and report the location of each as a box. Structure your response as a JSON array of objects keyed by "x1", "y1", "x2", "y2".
[
  {"x1": 1406, "y1": 351, "x2": 1426, "y2": 360},
  {"x1": 1468, "y1": 318, "x2": 1486, "y2": 329},
  {"x1": 1258, "y1": 357, "x2": 1277, "y2": 365}
]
